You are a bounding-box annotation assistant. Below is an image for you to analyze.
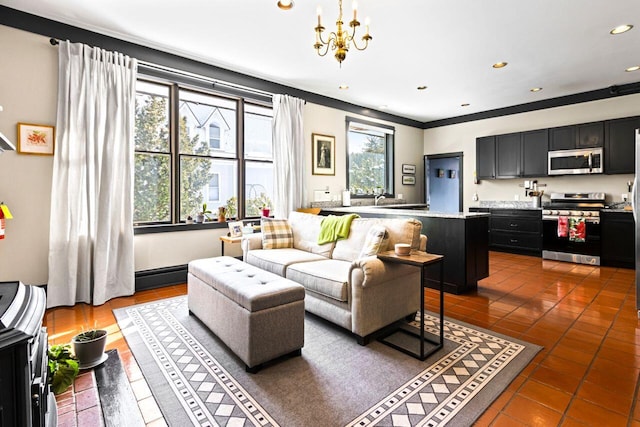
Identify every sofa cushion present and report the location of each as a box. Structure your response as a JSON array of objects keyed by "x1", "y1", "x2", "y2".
[
  {"x1": 286, "y1": 259, "x2": 352, "y2": 302},
  {"x1": 245, "y1": 248, "x2": 327, "y2": 277},
  {"x1": 288, "y1": 211, "x2": 335, "y2": 257},
  {"x1": 332, "y1": 217, "x2": 422, "y2": 262},
  {"x1": 261, "y1": 218, "x2": 293, "y2": 249},
  {"x1": 359, "y1": 225, "x2": 389, "y2": 258}
]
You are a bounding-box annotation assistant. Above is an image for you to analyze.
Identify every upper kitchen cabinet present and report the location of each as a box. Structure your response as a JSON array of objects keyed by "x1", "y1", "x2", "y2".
[
  {"x1": 577, "y1": 122, "x2": 604, "y2": 148},
  {"x1": 495, "y1": 133, "x2": 521, "y2": 178},
  {"x1": 476, "y1": 136, "x2": 496, "y2": 179},
  {"x1": 550, "y1": 122, "x2": 604, "y2": 150},
  {"x1": 605, "y1": 116, "x2": 640, "y2": 174},
  {"x1": 521, "y1": 129, "x2": 549, "y2": 177},
  {"x1": 549, "y1": 125, "x2": 576, "y2": 150}
]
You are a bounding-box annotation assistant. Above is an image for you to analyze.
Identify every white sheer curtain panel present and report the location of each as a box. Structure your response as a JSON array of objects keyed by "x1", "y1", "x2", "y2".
[
  {"x1": 272, "y1": 94, "x2": 305, "y2": 218},
  {"x1": 47, "y1": 41, "x2": 138, "y2": 308}
]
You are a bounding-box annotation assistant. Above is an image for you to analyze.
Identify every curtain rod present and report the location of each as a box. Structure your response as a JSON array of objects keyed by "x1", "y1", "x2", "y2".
[{"x1": 49, "y1": 37, "x2": 275, "y2": 101}]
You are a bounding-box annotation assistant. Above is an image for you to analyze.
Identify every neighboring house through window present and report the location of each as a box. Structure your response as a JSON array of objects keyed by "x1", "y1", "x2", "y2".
[{"x1": 134, "y1": 78, "x2": 274, "y2": 225}]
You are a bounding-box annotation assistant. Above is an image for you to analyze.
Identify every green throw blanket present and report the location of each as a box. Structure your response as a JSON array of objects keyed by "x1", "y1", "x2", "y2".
[{"x1": 317, "y1": 214, "x2": 359, "y2": 245}]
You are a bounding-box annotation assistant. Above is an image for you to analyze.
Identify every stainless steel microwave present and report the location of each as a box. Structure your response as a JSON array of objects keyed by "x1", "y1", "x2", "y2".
[{"x1": 548, "y1": 147, "x2": 603, "y2": 175}]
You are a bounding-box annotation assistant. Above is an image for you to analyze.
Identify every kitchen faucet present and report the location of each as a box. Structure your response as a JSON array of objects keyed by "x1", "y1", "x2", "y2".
[{"x1": 374, "y1": 194, "x2": 386, "y2": 206}]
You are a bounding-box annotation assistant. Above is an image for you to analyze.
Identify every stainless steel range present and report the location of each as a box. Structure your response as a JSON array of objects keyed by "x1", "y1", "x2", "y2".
[{"x1": 541, "y1": 192, "x2": 605, "y2": 265}]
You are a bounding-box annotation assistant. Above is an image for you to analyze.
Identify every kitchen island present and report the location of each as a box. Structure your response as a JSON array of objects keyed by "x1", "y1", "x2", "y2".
[{"x1": 322, "y1": 206, "x2": 490, "y2": 294}]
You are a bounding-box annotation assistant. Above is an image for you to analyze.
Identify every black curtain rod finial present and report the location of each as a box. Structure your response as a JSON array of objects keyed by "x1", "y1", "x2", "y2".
[{"x1": 49, "y1": 38, "x2": 59, "y2": 45}]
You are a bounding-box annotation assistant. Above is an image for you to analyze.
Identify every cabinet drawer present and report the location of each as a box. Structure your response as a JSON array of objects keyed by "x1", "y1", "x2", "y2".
[
  {"x1": 491, "y1": 231, "x2": 541, "y2": 251},
  {"x1": 491, "y1": 217, "x2": 541, "y2": 233}
]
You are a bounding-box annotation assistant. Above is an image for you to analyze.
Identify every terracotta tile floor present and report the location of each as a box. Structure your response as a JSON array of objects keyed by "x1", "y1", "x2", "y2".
[{"x1": 45, "y1": 252, "x2": 640, "y2": 426}]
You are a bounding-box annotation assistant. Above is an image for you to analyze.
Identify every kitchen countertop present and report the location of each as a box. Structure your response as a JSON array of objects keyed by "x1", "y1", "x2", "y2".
[{"x1": 324, "y1": 206, "x2": 490, "y2": 219}]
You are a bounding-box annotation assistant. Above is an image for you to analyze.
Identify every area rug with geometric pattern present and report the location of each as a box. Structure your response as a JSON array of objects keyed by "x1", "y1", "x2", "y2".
[{"x1": 114, "y1": 296, "x2": 541, "y2": 426}]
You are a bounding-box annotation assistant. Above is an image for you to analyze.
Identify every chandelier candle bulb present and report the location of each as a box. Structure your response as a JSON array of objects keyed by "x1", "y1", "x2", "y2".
[
  {"x1": 317, "y1": 6, "x2": 322, "y2": 26},
  {"x1": 352, "y1": 1, "x2": 357, "y2": 21}
]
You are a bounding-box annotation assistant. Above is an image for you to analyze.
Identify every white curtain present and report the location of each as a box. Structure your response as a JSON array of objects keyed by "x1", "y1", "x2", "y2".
[
  {"x1": 272, "y1": 95, "x2": 305, "y2": 218},
  {"x1": 47, "y1": 41, "x2": 138, "y2": 308}
]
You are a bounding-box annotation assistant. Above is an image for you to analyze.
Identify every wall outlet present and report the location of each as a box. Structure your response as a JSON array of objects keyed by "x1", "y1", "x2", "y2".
[
  {"x1": 472, "y1": 193, "x2": 479, "y2": 201},
  {"x1": 622, "y1": 193, "x2": 629, "y2": 202},
  {"x1": 514, "y1": 194, "x2": 519, "y2": 201}
]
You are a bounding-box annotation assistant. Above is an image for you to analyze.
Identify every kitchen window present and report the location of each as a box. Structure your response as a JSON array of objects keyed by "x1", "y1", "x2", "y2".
[
  {"x1": 346, "y1": 117, "x2": 395, "y2": 196},
  {"x1": 134, "y1": 79, "x2": 273, "y2": 226}
]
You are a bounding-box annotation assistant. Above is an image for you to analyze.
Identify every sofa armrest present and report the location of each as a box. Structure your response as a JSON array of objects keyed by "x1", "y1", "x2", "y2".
[
  {"x1": 350, "y1": 256, "x2": 413, "y2": 289},
  {"x1": 241, "y1": 233, "x2": 263, "y2": 257}
]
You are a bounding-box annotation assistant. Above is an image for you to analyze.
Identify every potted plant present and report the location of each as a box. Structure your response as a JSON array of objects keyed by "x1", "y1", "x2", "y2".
[
  {"x1": 197, "y1": 203, "x2": 212, "y2": 223},
  {"x1": 225, "y1": 196, "x2": 237, "y2": 220},
  {"x1": 48, "y1": 343, "x2": 79, "y2": 395},
  {"x1": 72, "y1": 328, "x2": 108, "y2": 369},
  {"x1": 186, "y1": 215, "x2": 194, "y2": 224}
]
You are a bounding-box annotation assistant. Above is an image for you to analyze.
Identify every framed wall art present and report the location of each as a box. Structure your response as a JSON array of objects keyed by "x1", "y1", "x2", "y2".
[
  {"x1": 402, "y1": 164, "x2": 416, "y2": 174},
  {"x1": 17, "y1": 123, "x2": 55, "y2": 156},
  {"x1": 402, "y1": 175, "x2": 416, "y2": 185},
  {"x1": 312, "y1": 133, "x2": 335, "y2": 175}
]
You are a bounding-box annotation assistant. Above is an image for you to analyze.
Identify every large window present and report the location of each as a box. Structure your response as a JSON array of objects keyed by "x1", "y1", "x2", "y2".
[
  {"x1": 346, "y1": 118, "x2": 395, "y2": 196},
  {"x1": 134, "y1": 79, "x2": 273, "y2": 225}
]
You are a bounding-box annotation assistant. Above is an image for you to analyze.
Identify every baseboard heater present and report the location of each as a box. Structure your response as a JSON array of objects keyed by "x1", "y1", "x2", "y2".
[{"x1": 135, "y1": 264, "x2": 188, "y2": 291}]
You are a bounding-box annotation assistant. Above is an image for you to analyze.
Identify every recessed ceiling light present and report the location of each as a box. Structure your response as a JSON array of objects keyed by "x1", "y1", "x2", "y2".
[
  {"x1": 339, "y1": 84, "x2": 349, "y2": 90},
  {"x1": 610, "y1": 24, "x2": 633, "y2": 35},
  {"x1": 530, "y1": 87, "x2": 543, "y2": 92},
  {"x1": 277, "y1": 0, "x2": 294, "y2": 10},
  {"x1": 492, "y1": 62, "x2": 508, "y2": 69},
  {"x1": 417, "y1": 86, "x2": 427, "y2": 90},
  {"x1": 461, "y1": 103, "x2": 470, "y2": 107},
  {"x1": 625, "y1": 65, "x2": 640, "y2": 72}
]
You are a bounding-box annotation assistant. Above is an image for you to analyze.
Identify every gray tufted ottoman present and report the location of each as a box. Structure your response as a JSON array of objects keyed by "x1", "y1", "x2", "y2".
[{"x1": 187, "y1": 256, "x2": 305, "y2": 373}]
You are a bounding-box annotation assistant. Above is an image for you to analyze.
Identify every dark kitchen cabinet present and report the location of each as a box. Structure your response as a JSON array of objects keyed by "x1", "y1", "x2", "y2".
[
  {"x1": 549, "y1": 125, "x2": 576, "y2": 150},
  {"x1": 521, "y1": 129, "x2": 549, "y2": 177},
  {"x1": 577, "y1": 122, "x2": 604, "y2": 148},
  {"x1": 476, "y1": 136, "x2": 496, "y2": 179},
  {"x1": 601, "y1": 211, "x2": 635, "y2": 268},
  {"x1": 550, "y1": 122, "x2": 604, "y2": 150},
  {"x1": 495, "y1": 133, "x2": 521, "y2": 178},
  {"x1": 605, "y1": 116, "x2": 640, "y2": 174},
  {"x1": 488, "y1": 209, "x2": 542, "y2": 255}
]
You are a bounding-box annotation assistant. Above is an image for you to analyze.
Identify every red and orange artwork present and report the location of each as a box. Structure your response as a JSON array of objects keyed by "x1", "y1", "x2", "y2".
[{"x1": 27, "y1": 130, "x2": 48, "y2": 145}]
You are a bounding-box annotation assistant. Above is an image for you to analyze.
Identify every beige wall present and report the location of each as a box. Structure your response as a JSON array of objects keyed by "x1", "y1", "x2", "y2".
[
  {"x1": 303, "y1": 102, "x2": 425, "y2": 206},
  {"x1": 424, "y1": 93, "x2": 640, "y2": 210}
]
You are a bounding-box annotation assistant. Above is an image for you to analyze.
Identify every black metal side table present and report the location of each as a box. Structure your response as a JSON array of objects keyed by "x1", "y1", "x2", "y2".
[{"x1": 377, "y1": 250, "x2": 444, "y2": 361}]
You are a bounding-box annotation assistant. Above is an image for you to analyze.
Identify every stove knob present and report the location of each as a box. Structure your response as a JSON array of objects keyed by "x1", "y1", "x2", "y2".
[
  {"x1": 550, "y1": 210, "x2": 559, "y2": 215},
  {"x1": 583, "y1": 211, "x2": 591, "y2": 217},
  {"x1": 570, "y1": 210, "x2": 581, "y2": 216},
  {"x1": 591, "y1": 211, "x2": 599, "y2": 217},
  {"x1": 559, "y1": 210, "x2": 570, "y2": 216}
]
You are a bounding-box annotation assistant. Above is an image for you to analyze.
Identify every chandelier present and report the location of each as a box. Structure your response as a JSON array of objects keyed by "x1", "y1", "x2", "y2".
[{"x1": 314, "y1": 0, "x2": 372, "y2": 65}]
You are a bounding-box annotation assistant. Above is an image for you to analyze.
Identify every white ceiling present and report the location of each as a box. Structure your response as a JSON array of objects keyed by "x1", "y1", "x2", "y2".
[{"x1": 2, "y1": 0, "x2": 640, "y2": 123}]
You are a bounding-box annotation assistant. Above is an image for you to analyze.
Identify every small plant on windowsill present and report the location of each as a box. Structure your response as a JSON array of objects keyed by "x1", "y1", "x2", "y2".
[
  {"x1": 48, "y1": 343, "x2": 79, "y2": 395},
  {"x1": 225, "y1": 196, "x2": 237, "y2": 220}
]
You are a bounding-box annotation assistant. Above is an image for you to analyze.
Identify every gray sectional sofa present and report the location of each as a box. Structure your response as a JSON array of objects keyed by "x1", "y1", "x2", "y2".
[{"x1": 241, "y1": 211, "x2": 427, "y2": 344}]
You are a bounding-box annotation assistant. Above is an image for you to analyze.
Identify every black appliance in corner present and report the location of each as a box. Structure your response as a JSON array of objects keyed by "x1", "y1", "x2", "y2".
[
  {"x1": 541, "y1": 193, "x2": 604, "y2": 265},
  {"x1": 0, "y1": 281, "x2": 56, "y2": 427}
]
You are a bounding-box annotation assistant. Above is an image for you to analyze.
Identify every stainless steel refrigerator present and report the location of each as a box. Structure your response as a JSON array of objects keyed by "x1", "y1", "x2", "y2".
[{"x1": 635, "y1": 128, "x2": 640, "y2": 314}]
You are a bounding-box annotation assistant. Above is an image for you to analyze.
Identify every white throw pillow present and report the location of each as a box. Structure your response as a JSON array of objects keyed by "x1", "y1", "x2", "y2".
[{"x1": 359, "y1": 225, "x2": 389, "y2": 258}]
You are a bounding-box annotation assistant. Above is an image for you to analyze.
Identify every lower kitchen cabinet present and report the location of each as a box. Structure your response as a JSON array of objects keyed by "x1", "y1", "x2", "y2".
[
  {"x1": 471, "y1": 208, "x2": 542, "y2": 255},
  {"x1": 601, "y1": 211, "x2": 635, "y2": 268}
]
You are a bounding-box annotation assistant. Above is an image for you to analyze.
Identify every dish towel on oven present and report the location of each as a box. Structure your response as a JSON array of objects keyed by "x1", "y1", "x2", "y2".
[
  {"x1": 569, "y1": 217, "x2": 586, "y2": 242},
  {"x1": 557, "y1": 216, "x2": 568, "y2": 237}
]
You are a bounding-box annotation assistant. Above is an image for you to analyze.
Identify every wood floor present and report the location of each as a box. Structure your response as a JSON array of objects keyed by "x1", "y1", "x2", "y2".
[{"x1": 45, "y1": 251, "x2": 640, "y2": 426}]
